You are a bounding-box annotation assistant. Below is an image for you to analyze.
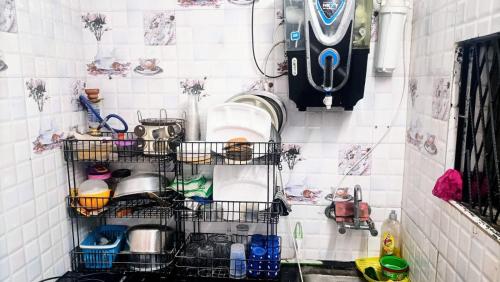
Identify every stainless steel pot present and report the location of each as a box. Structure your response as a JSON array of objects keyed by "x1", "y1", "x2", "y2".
[
  {"x1": 127, "y1": 224, "x2": 175, "y2": 252},
  {"x1": 127, "y1": 224, "x2": 175, "y2": 271},
  {"x1": 136, "y1": 110, "x2": 185, "y2": 155}
]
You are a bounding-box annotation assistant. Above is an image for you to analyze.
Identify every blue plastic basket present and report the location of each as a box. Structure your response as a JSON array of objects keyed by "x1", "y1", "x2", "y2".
[{"x1": 80, "y1": 225, "x2": 128, "y2": 269}]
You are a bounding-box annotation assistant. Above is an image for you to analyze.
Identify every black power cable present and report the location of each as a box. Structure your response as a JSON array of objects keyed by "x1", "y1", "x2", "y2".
[{"x1": 251, "y1": 0, "x2": 288, "y2": 78}]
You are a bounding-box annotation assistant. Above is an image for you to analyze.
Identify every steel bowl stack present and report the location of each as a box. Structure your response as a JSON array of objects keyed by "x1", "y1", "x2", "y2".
[{"x1": 226, "y1": 90, "x2": 287, "y2": 134}]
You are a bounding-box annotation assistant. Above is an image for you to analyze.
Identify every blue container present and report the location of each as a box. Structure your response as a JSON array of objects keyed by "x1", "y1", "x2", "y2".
[
  {"x1": 265, "y1": 235, "x2": 280, "y2": 278},
  {"x1": 266, "y1": 235, "x2": 280, "y2": 260},
  {"x1": 248, "y1": 235, "x2": 282, "y2": 278},
  {"x1": 266, "y1": 269, "x2": 280, "y2": 279},
  {"x1": 80, "y1": 225, "x2": 128, "y2": 269},
  {"x1": 248, "y1": 246, "x2": 266, "y2": 278},
  {"x1": 250, "y1": 235, "x2": 265, "y2": 249}
]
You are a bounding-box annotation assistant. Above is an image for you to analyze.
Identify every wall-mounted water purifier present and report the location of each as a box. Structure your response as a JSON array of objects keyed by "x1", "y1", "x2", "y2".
[{"x1": 285, "y1": 0, "x2": 373, "y2": 111}]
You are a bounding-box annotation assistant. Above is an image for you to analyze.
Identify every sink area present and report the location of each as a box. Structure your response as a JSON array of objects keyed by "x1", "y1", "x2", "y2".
[
  {"x1": 303, "y1": 274, "x2": 364, "y2": 282},
  {"x1": 280, "y1": 261, "x2": 364, "y2": 282}
]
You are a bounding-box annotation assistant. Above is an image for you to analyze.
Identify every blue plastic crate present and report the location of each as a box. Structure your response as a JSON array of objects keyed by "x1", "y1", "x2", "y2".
[{"x1": 80, "y1": 225, "x2": 128, "y2": 269}]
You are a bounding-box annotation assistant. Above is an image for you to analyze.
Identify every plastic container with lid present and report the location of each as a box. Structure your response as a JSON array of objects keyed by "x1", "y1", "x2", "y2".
[
  {"x1": 379, "y1": 210, "x2": 401, "y2": 257},
  {"x1": 78, "y1": 179, "x2": 110, "y2": 210},
  {"x1": 229, "y1": 243, "x2": 247, "y2": 279}
]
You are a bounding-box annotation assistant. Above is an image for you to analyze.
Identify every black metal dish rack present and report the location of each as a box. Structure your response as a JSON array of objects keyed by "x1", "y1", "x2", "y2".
[
  {"x1": 63, "y1": 132, "x2": 179, "y2": 276},
  {"x1": 63, "y1": 136, "x2": 282, "y2": 280},
  {"x1": 174, "y1": 141, "x2": 282, "y2": 280}
]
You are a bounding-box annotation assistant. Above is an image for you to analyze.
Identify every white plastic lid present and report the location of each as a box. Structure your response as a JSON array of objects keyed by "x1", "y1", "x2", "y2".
[
  {"x1": 230, "y1": 243, "x2": 245, "y2": 253},
  {"x1": 79, "y1": 179, "x2": 108, "y2": 194}
]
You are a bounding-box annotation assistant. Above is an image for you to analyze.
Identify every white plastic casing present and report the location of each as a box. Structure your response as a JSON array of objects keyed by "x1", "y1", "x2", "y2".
[{"x1": 374, "y1": 0, "x2": 408, "y2": 73}]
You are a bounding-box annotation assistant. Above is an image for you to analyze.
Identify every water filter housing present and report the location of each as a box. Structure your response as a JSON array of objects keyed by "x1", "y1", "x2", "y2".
[
  {"x1": 285, "y1": 0, "x2": 373, "y2": 111},
  {"x1": 374, "y1": 0, "x2": 408, "y2": 73}
]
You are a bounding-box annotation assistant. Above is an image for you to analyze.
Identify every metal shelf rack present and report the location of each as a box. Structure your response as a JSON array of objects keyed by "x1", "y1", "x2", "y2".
[
  {"x1": 174, "y1": 141, "x2": 282, "y2": 280},
  {"x1": 63, "y1": 132, "x2": 181, "y2": 275}
]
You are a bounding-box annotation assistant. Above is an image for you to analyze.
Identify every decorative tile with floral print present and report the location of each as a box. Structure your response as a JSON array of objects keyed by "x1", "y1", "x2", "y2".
[
  {"x1": 277, "y1": 60, "x2": 287, "y2": 75},
  {"x1": 26, "y1": 78, "x2": 49, "y2": 112},
  {"x1": 338, "y1": 144, "x2": 372, "y2": 176},
  {"x1": 285, "y1": 183, "x2": 324, "y2": 205},
  {"x1": 134, "y1": 58, "x2": 164, "y2": 76},
  {"x1": 177, "y1": 0, "x2": 222, "y2": 8},
  {"x1": 144, "y1": 11, "x2": 176, "y2": 46},
  {"x1": 0, "y1": 49, "x2": 7, "y2": 72},
  {"x1": 409, "y1": 78, "x2": 418, "y2": 108},
  {"x1": 33, "y1": 118, "x2": 65, "y2": 154},
  {"x1": 87, "y1": 61, "x2": 131, "y2": 79},
  {"x1": 423, "y1": 133, "x2": 437, "y2": 155},
  {"x1": 431, "y1": 78, "x2": 451, "y2": 121},
  {"x1": 246, "y1": 78, "x2": 274, "y2": 92},
  {"x1": 281, "y1": 143, "x2": 303, "y2": 170},
  {"x1": 0, "y1": 0, "x2": 17, "y2": 33},
  {"x1": 81, "y1": 13, "x2": 110, "y2": 42},
  {"x1": 71, "y1": 80, "x2": 85, "y2": 112},
  {"x1": 406, "y1": 117, "x2": 423, "y2": 149},
  {"x1": 82, "y1": 12, "x2": 131, "y2": 79},
  {"x1": 180, "y1": 77, "x2": 209, "y2": 101}
]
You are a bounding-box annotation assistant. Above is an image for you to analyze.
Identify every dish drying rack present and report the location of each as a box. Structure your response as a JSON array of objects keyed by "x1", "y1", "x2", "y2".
[
  {"x1": 63, "y1": 130, "x2": 283, "y2": 279},
  {"x1": 63, "y1": 130, "x2": 182, "y2": 276},
  {"x1": 174, "y1": 141, "x2": 283, "y2": 280}
]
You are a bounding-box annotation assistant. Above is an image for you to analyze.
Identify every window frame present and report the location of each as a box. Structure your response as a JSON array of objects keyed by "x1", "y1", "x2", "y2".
[{"x1": 454, "y1": 32, "x2": 500, "y2": 232}]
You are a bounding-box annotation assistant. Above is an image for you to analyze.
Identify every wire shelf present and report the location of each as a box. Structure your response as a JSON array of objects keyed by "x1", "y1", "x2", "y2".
[
  {"x1": 71, "y1": 246, "x2": 175, "y2": 273},
  {"x1": 175, "y1": 233, "x2": 281, "y2": 280},
  {"x1": 63, "y1": 132, "x2": 181, "y2": 163},
  {"x1": 177, "y1": 141, "x2": 281, "y2": 166},
  {"x1": 67, "y1": 194, "x2": 178, "y2": 218},
  {"x1": 175, "y1": 200, "x2": 281, "y2": 224}
]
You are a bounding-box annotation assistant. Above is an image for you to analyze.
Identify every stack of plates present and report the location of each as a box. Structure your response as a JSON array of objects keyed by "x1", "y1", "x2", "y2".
[
  {"x1": 177, "y1": 142, "x2": 212, "y2": 164},
  {"x1": 226, "y1": 90, "x2": 287, "y2": 133},
  {"x1": 213, "y1": 166, "x2": 273, "y2": 220},
  {"x1": 206, "y1": 103, "x2": 272, "y2": 143}
]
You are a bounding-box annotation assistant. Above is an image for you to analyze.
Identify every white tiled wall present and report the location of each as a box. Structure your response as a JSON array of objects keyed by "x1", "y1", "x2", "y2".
[
  {"x1": 1, "y1": 0, "x2": 414, "y2": 280},
  {"x1": 0, "y1": 0, "x2": 86, "y2": 281},
  {"x1": 80, "y1": 0, "x2": 411, "y2": 262},
  {"x1": 403, "y1": 0, "x2": 500, "y2": 281}
]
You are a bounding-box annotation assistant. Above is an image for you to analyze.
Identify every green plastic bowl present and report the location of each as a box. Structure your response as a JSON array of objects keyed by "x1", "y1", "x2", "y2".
[{"x1": 380, "y1": 256, "x2": 409, "y2": 281}]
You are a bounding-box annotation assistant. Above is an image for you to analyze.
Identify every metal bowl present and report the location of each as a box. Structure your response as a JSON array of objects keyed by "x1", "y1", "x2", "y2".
[
  {"x1": 113, "y1": 173, "x2": 167, "y2": 198},
  {"x1": 127, "y1": 224, "x2": 175, "y2": 271},
  {"x1": 127, "y1": 224, "x2": 175, "y2": 252},
  {"x1": 226, "y1": 90, "x2": 287, "y2": 133}
]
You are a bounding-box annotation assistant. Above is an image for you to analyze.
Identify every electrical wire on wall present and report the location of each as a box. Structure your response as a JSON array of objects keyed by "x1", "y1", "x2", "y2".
[{"x1": 251, "y1": 0, "x2": 288, "y2": 78}]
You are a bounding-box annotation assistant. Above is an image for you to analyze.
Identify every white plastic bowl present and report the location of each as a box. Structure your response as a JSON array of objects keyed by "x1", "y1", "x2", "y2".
[{"x1": 206, "y1": 103, "x2": 272, "y2": 142}]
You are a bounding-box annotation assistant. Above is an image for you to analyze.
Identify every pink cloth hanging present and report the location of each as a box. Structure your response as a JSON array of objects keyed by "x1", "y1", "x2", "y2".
[{"x1": 432, "y1": 169, "x2": 463, "y2": 201}]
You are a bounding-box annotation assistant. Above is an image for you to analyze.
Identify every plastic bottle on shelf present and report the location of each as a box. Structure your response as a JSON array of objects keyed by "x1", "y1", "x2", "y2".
[{"x1": 379, "y1": 210, "x2": 401, "y2": 258}]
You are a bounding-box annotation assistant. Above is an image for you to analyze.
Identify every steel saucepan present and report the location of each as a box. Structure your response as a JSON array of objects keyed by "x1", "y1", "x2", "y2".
[
  {"x1": 127, "y1": 224, "x2": 175, "y2": 252},
  {"x1": 127, "y1": 224, "x2": 175, "y2": 271}
]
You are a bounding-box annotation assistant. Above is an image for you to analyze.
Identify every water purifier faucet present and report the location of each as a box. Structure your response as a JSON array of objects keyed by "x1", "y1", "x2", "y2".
[
  {"x1": 322, "y1": 55, "x2": 334, "y2": 109},
  {"x1": 322, "y1": 55, "x2": 334, "y2": 92}
]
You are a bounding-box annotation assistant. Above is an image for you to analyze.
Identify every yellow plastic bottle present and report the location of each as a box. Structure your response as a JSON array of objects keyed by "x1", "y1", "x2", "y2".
[{"x1": 379, "y1": 210, "x2": 401, "y2": 257}]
